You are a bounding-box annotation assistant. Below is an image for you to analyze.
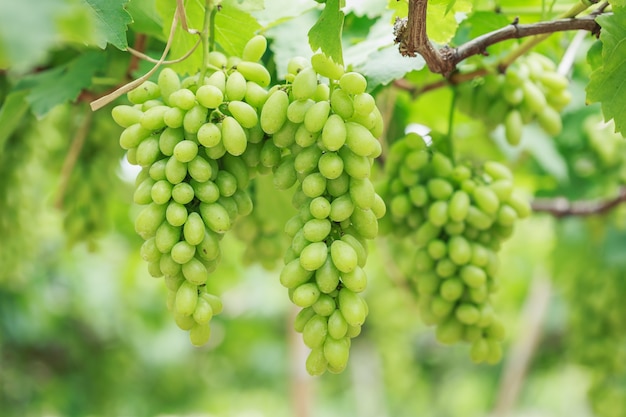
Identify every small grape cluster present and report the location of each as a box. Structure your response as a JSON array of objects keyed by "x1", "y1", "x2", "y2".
[
  {"x1": 261, "y1": 53, "x2": 386, "y2": 375},
  {"x1": 112, "y1": 35, "x2": 272, "y2": 346},
  {"x1": 378, "y1": 133, "x2": 531, "y2": 363},
  {"x1": 456, "y1": 52, "x2": 571, "y2": 145}
]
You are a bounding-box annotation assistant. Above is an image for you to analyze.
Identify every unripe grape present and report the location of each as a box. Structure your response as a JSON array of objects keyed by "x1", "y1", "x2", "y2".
[
  {"x1": 225, "y1": 71, "x2": 247, "y2": 101},
  {"x1": 304, "y1": 101, "x2": 331, "y2": 133},
  {"x1": 311, "y1": 52, "x2": 345, "y2": 80},
  {"x1": 300, "y1": 241, "x2": 329, "y2": 271},
  {"x1": 128, "y1": 81, "x2": 160, "y2": 104},
  {"x1": 112, "y1": 105, "x2": 143, "y2": 127},
  {"x1": 330, "y1": 88, "x2": 354, "y2": 120},
  {"x1": 292, "y1": 67, "x2": 318, "y2": 100},
  {"x1": 242, "y1": 35, "x2": 267, "y2": 62},
  {"x1": 321, "y1": 114, "x2": 347, "y2": 151},
  {"x1": 339, "y1": 72, "x2": 367, "y2": 95},
  {"x1": 171, "y1": 240, "x2": 196, "y2": 264},
  {"x1": 235, "y1": 61, "x2": 271, "y2": 87},
  {"x1": 196, "y1": 85, "x2": 224, "y2": 109},
  {"x1": 168, "y1": 88, "x2": 197, "y2": 111},
  {"x1": 175, "y1": 280, "x2": 198, "y2": 316},
  {"x1": 221, "y1": 116, "x2": 248, "y2": 156},
  {"x1": 260, "y1": 90, "x2": 289, "y2": 134},
  {"x1": 303, "y1": 314, "x2": 328, "y2": 348},
  {"x1": 338, "y1": 288, "x2": 367, "y2": 326},
  {"x1": 228, "y1": 100, "x2": 258, "y2": 129}
]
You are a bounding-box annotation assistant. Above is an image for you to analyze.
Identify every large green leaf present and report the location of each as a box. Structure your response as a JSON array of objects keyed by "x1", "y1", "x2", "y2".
[
  {"x1": 356, "y1": 45, "x2": 425, "y2": 91},
  {"x1": 308, "y1": 0, "x2": 345, "y2": 65},
  {"x1": 126, "y1": 0, "x2": 165, "y2": 40},
  {"x1": 84, "y1": 0, "x2": 133, "y2": 50},
  {"x1": 214, "y1": 4, "x2": 262, "y2": 57},
  {"x1": 586, "y1": 5, "x2": 626, "y2": 135},
  {"x1": 14, "y1": 51, "x2": 105, "y2": 118},
  {"x1": 0, "y1": 91, "x2": 29, "y2": 150},
  {"x1": 156, "y1": 0, "x2": 260, "y2": 76},
  {"x1": 0, "y1": 0, "x2": 95, "y2": 72}
]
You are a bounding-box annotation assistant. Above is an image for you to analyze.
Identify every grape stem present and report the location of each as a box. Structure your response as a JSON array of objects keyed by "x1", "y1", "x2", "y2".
[
  {"x1": 393, "y1": 14, "x2": 602, "y2": 97},
  {"x1": 199, "y1": 0, "x2": 218, "y2": 84},
  {"x1": 55, "y1": 108, "x2": 93, "y2": 209},
  {"x1": 395, "y1": 0, "x2": 603, "y2": 78},
  {"x1": 530, "y1": 187, "x2": 626, "y2": 218}
]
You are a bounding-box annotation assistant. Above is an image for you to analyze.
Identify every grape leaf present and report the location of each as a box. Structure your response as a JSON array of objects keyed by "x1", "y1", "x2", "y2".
[
  {"x1": 155, "y1": 0, "x2": 260, "y2": 75},
  {"x1": 0, "y1": 91, "x2": 29, "y2": 150},
  {"x1": 84, "y1": 0, "x2": 132, "y2": 50},
  {"x1": 222, "y1": 0, "x2": 265, "y2": 13},
  {"x1": 586, "y1": 5, "x2": 626, "y2": 135},
  {"x1": 308, "y1": 0, "x2": 345, "y2": 65},
  {"x1": 344, "y1": 0, "x2": 387, "y2": 18},
  {"x1": 0, "y1": 0, "x2": 96, "y2": 72},
  {"x1": 126, "y1": 0, "x2": 165, "y2": 40},
  {"x1": 214, "y1": 5, "x2": 262, "y2": 57},
  {"x1": 14, "y1": 51, "x2": 105, "y2": 118},
  {"x1": 356, "y1": 45, "x2": 425, "y2": 91}
]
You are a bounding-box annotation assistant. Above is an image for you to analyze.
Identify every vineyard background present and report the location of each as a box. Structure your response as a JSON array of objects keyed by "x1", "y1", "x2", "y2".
[{"x1": 1, "y1": 0, "x2": 625, "y2": 416}]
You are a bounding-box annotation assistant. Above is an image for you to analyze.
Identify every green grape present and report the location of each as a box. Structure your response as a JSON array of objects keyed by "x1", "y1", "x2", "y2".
[
  {"x1": 235, "y1": 61, "x2": 271, "y2": 87},
  {"x1": 303, "y1": 314, "x2": 328, "y2": 348},
  {"x1": 197, "y1": 122, "x2": 222, "y2": 148},
  {"x1": 128, "y1": 81, "x2": 160, "y2": 104},
  {"x1": 330, "y1": 88, "x2": 354, "y2": 120},
  {"x1": 171, "y1": 240, "x2": 196, "y2": 264},
  {"x1": 292, "y1": 67, "x2": 318, "y2": 100},
  {"x1": 175, "y1": 280, "x2": 198, "y2": 316},
  {"x1": 304, "y1": 101, "x2": 331, "y2": 133},
  {"x1": 173, "y1": 140, "x2": 198, "y2": 163},
  {"x1": 221, "y1": 116, "x2": 248, "y2": 156},
  {"x1": 242, "y1": 34, "x2": 267, "y2": 62},
  {"x1": 321, "y1": 114, "x2": 347, "y2": 151},
  {"x1": 300, "y1": 241, "x2": 329, "y2": 271},
  {"x1": 196, "y1": 85, "x2": 224, "y2": 109},
  {"x1": 504, "y1": 109, "x2": 523, "y2": 145},
  {"x1": 112, "y1": 105, "x2": 143, "y2": 127},
  {"x1": 260, "y1": 90, "x2": 289, "y2": 134},
  {"x1": 183, "y1": 104, "x2": 208, "y2": 134},
  {"x1": 339, "y1": 72, "x2": 367, "y2": 95},
  {"x1": 228, "y1": 101, "x2": 258, "y2": 129},
  {"x1": 310, "y1": 52, "x2": 345, "y2": 80},
  {"x1": 199, "y1": 202, "x2": 231, "y2": 233},
  {"x1": 338, "y1": 288, "x2": 367, "y2": 326},
  {"x1": 168, "y1": 88, "x2": 196, "y2": 111}
]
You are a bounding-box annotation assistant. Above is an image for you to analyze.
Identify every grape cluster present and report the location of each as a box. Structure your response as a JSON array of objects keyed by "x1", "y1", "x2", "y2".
[
  {"x1": 378, "y1": 133, "x2": 531, "y2": 363},
  {"x1": 259, "y1": 53, "x2": 386, "y2": 375},
  {"x1": 456, "y1": 53, "x2": 571, "y2": 145},
  {"x1": 112, "y1": 35, "x2": 272, "y2": 346}
]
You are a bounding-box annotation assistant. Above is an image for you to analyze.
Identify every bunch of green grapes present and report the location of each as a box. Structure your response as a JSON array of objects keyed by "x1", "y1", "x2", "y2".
[
  {"x1": 552, "y1": 221, "x2": 626, "y2": 417},
  {"x1": 377, "y1": 133, "x2": 531, "y2": 363},
  {"x1": 456, "y1": 53, "x2": 571, "y2": 145},
  {"x1": 259, "y1": 53, "x2": 386, "y2": 375},
  {"x1": 111, "y1": 35, "x2": 272, "y2": 346},
  {"x1": 60, "y1": 109, "x2": 127, "y2": 249}
]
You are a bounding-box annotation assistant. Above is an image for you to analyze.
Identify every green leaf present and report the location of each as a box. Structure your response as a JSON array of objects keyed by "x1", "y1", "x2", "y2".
[
  {"x1": 14, "y1": 51, "x2": 105, "y2": 118},
  {"x1": 214, "y1": 4, "x2": 262, "y2": 57},
  {"x1": 84, "y1": 0, "x2": 133, "y2": 50},
  {"x1": 0, "y1": 91, "x2": 29, "y2": 150},
  {"x1": 267, "y1": 11, "x2": 319, "y2": 80},
  {"x1": 155, "y1": 1, "x2": 261, "y2": 75},
  {"x1": 0, "y1": 0, "x2": 96, "y2": 72},
  {"x1": 126, "y1": 0, "x2": 165, "y2": 40},
  {"x1": 222, "y1": 0, "x2": 265, "y2": 13},
  {"x1": 356, "y1": 45, "x2": 425, "y2": 91},
  {"x1": 345, "y1": 0, "x2": 388, "y2": 18},
  {"x1": 586, "y1": 5, "x2": 626, "y2": 135},
  {"x1": 308, "y1": 0, "x2": 345, "y2": 65}
]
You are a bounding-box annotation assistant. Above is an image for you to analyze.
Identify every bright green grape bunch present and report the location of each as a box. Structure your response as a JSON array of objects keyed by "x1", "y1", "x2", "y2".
[
  {"x1": 260, "y1": 53, "x2": 386, "y2": 375},
  {"x1": 456, "y1": 53, "x2": 571, "y2": 146},
  {"x1": 377, "y1": 133, "x2": 531, "y2": 363},
  {"x1": 111, "y1": 35, "x2": 273, "y2": 347}
]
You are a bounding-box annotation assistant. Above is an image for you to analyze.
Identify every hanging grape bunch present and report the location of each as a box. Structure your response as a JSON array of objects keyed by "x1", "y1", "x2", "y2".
[
  {"x1": 456, "y1": 52, "x2": 571, "y2": 145},
  {"x1": 260, "y1": 53, "x2": 386, "y2": 375},
  {"x1": 378, "y1": 133, "x2": 531, "y2": 363},
  {"x1": 111, "y1": 35, "x2": 272, "y2": 347}
]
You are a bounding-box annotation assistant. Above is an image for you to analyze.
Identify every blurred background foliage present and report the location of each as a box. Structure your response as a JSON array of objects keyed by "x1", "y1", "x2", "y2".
[{"x1": 1, "y1": 0, "x2": 625, "y2": 416}]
